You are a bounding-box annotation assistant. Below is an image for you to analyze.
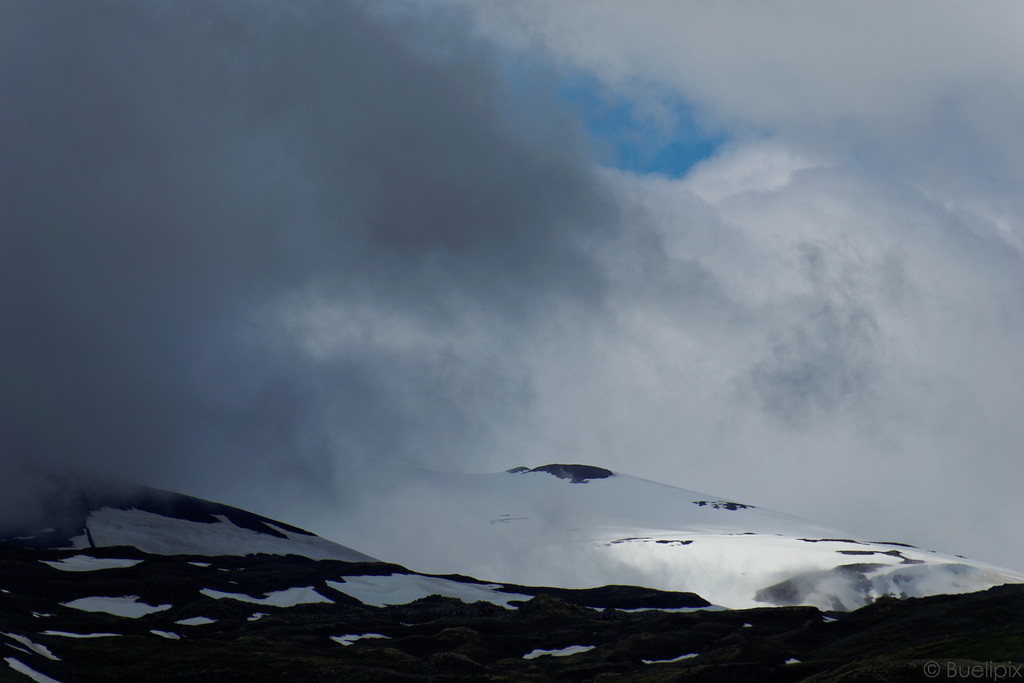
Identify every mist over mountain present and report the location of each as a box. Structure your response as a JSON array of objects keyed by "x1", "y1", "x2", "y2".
[
  {"x1": 3, "y1": 469, "x2": 1023, "y2": 681},
  {"x1": 3, "y1": 5, "x2": 1024, "y2": 668},
  {"x1": 6, "y1": 464, "x2": 1021, "y2": 613}
]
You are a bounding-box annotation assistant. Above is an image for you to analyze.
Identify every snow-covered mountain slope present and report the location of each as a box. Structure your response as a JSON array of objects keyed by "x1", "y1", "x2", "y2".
[
  {"x1": 0, "y1": 475, "x2": 374, "y2": 562},
  {"x1": 332, "y1": 464, "x2": 1024, "y2": 611},
  {"x1": 7, "y1": 465, "x2": 1021, "y2": 612}
]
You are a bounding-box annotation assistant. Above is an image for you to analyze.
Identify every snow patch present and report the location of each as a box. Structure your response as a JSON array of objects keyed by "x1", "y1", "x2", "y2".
[
  {"x1": 330, "y1": 633, "x2": 389, "y2": 646},
  {"x1": 2, "y1": 634, "x2": 59, "y2": 661},
  {"x1": 325, "y1": 574, "x2": 530, "y2": 608},
  {"x1": 200, "y1": 587, "x2": 331, "y2": 607},
  {"x1": 3, "y1": 657, "x2": 63, "y2": 683},
  {"x1": 523, "y1": 644, "x2": 595, "y2": 659},
  {"x1": 150, "y1": 630, "x2": 180, "y2": 640},
  {"x1": 175, "y1": 616, "x2": 216, "y2": 626},
  {"x1": 41, "y1": 631, "x2": 120, "y2": 638},
  {"x1": 41, "y1": 556, "x2": 142, "y2": 572},
  {"x1": 643, "y1": 653, "x2": 698, "y2": 664},
  {"x1": 60, "y1": 596, "x2": 170, "y2": 618}
]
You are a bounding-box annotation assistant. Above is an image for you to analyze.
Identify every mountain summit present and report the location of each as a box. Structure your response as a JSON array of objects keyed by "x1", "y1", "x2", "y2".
[{"x1": 335, "y1": 463, "x2": 1024, "y2": 611}]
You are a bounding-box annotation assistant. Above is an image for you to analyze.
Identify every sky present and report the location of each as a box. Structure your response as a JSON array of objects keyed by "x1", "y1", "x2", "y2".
[{"x1": 2, "y1": 1, "x2": 1023, "y2": 572}]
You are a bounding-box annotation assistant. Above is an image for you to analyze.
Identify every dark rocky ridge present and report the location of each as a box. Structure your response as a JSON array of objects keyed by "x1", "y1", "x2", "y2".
[{"x1": 515, "y1": 464, "x2": 615, "y2": 483}]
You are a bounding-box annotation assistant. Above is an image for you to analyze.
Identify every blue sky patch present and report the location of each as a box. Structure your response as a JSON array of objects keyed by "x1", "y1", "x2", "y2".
[{"x1": 556, "y1": 73, "x2": 725, "y2": 178}]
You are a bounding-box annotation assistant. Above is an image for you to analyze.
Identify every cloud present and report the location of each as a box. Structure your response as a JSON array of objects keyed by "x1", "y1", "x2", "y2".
[
  {"x1": 747, "y1": 242, "x2": 885, "y2": 425},
  {"x1": 508, "y1": 152, "x2": 1024, "y2": 569},
  {"x1": 414, "y1": 2, "x2": 1024, "y2": 570},
  {"x1": 450, "y1": 1, "x2": 1024, "y2": 245},
  {"x1": 0, "y1": 1, "x2": 615, "y2": 520},
  {"x1": 449, "y1": 1, "x2": 1024, "y2": 121}
]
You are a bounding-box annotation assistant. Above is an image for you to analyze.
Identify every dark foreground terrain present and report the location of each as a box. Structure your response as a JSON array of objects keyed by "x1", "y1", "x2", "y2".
[{"x1": 2, "y1": 544, "x2": 1022, "y2": 682}]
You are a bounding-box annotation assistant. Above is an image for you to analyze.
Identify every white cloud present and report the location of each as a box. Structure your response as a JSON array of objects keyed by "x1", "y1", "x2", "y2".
[{"x1": 681, "y1": 143, "x2": 819, "y2": 204}]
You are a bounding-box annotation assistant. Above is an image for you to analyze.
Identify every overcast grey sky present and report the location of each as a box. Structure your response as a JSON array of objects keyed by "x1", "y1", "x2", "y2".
[{"x1": 2, "y1": 1, "x2": 1022, "y2": 571}]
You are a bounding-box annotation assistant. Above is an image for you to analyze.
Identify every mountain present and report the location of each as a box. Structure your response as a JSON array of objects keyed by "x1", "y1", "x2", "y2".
[
  {"x1": 7, "y1": 464, "x2": 1022, "y2": 613},
  {"x1": 0, "y1": 472, "x2": 374, "y2": 562},
  {"x1": 333, "y1": 464, "x2": 1024, "y2": 611},
  {"x1": 3, "y1": 470, "x2": 1024, "y2": 682}
]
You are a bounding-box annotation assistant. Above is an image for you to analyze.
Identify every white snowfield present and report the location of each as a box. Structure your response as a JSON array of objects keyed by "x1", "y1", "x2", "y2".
[
  {"x1": 332, "y1": 466, "x2": 1024, "y2": 611},
  {"x1": 75, "y1": 507, "x2": 375, "y2": 562}
]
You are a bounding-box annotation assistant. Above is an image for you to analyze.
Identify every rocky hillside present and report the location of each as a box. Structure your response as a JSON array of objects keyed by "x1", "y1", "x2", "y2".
[{"x1": 3, "y1": 543, "x2": 1023, "y2": 682}]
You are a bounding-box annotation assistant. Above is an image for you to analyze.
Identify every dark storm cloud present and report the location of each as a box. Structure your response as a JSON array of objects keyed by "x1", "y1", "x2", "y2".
[{"x1": 0, "y1": 0, "x2": 613, "y2": 524}]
